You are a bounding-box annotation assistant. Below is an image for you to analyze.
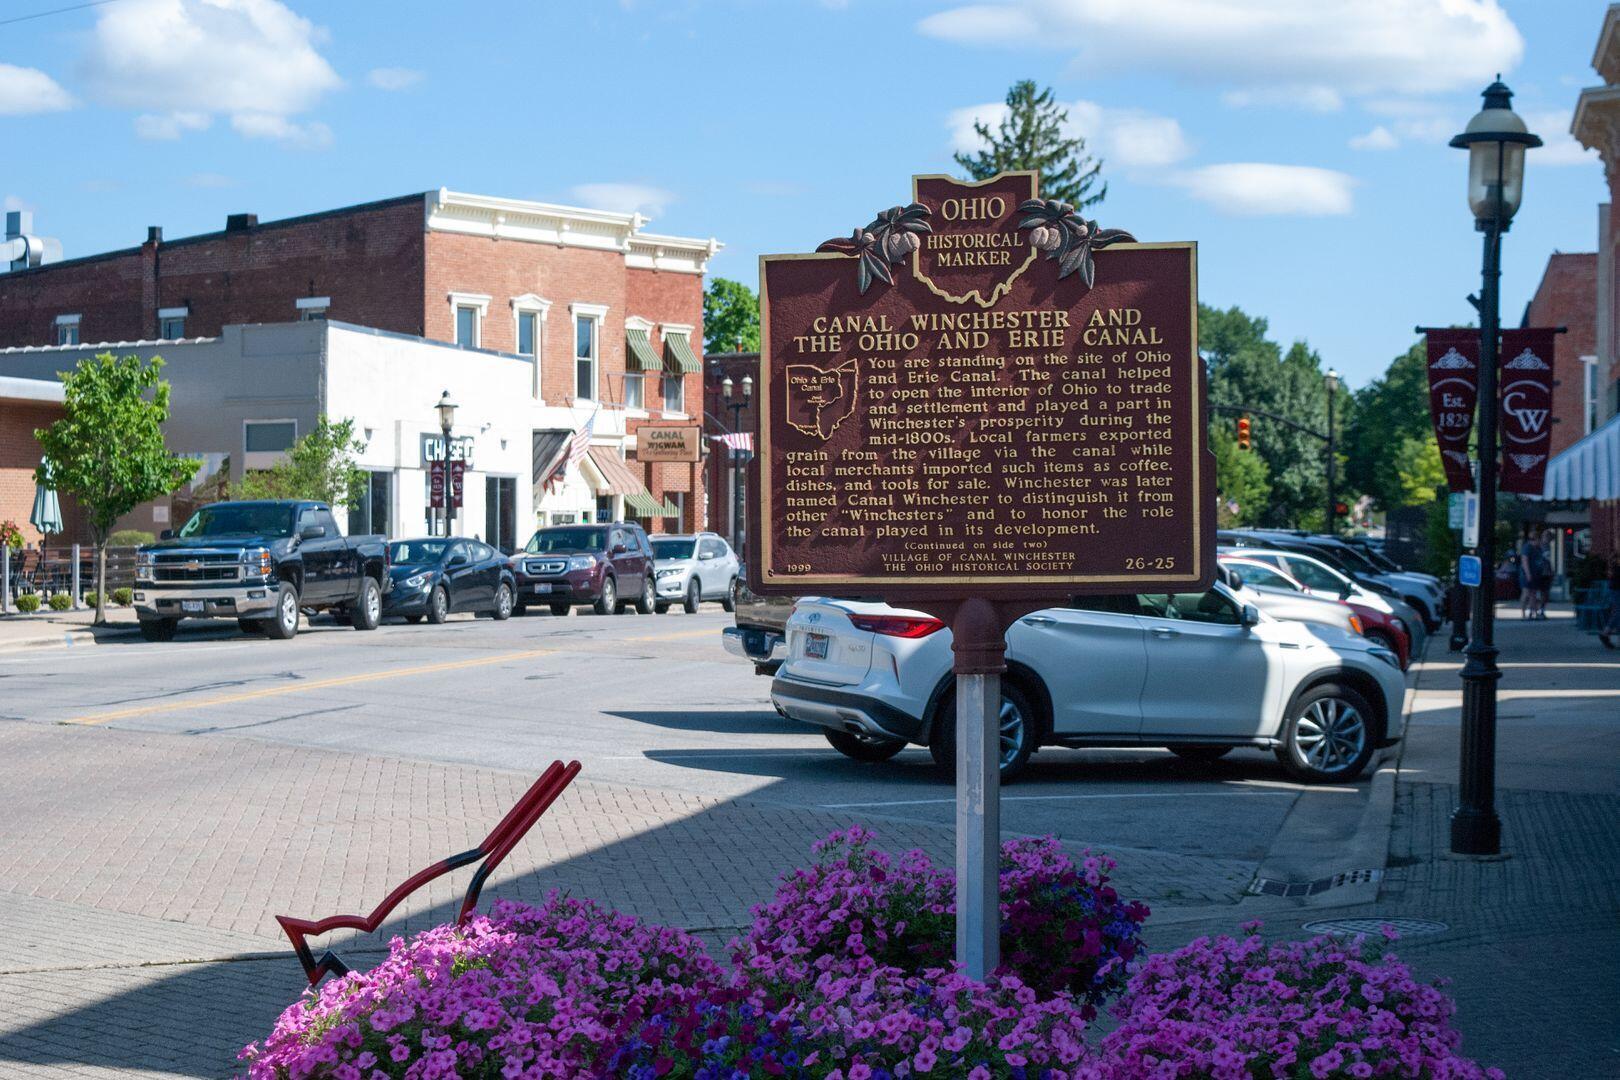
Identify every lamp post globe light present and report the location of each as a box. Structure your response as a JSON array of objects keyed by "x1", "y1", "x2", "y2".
[
  {"x1": 437, "y1": 390, "x2": 458, "y2": 538},
  {"x1": 1448, "y1": 79, "x2": 1540, "y2": 857},
  {"x1": 1324, "y1": 368, "x2": 1340, "y2": 535},
  {"x1": 721, "y1": 374, "x2": 753, "y2": 561}
]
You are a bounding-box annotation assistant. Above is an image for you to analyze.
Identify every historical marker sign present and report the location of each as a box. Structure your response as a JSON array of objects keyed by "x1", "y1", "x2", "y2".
[{"x1": 752, "y1": 171, "x2": 1213, "y2": 600}]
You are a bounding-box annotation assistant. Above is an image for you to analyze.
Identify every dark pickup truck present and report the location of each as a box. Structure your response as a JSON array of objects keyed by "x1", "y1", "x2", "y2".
[{"x1": 134, "y1": 500, "x2": 389, "y2": 641}]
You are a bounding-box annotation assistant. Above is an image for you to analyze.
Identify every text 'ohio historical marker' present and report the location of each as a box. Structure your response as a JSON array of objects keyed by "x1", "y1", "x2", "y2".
[{"x1": 752, "y1": 171, "x2": 1213, "y2": 599}]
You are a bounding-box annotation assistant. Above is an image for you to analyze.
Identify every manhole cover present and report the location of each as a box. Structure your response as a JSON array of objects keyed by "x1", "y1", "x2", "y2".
[{"x1": 1302, "y1": 917, "x2": 1449, "y2": 937}]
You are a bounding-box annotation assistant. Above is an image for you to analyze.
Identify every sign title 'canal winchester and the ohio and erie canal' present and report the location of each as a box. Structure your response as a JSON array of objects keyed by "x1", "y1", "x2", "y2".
[{"x1": 752, "y1": 171, "x2": 1215, "y2": 600}]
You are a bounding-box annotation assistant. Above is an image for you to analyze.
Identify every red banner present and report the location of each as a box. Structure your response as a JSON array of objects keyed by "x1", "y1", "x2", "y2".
[
  {"x1": 1497, "y1": 328, "x2": 1557, "y2": 495},
  {"x1": 1424, "y1": 329, "x2": 1480, "y2": 492},
  {"x1": 429, "y1": 460, "x2": 446, "y2": 509},
  {"x1": 449, "y1": 460, "x2": 466, "y2": 509}
]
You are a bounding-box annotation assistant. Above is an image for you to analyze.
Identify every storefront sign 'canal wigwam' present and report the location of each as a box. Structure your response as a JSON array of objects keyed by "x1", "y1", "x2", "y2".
[{"x1": 751, "y1": 171, "x2": 1214, "y2": 601}]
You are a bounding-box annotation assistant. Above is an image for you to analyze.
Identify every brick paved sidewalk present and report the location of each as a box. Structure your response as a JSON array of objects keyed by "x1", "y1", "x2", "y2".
[{"x1": 0, "y1": 722, "x2": 1254, "y2": 1078}]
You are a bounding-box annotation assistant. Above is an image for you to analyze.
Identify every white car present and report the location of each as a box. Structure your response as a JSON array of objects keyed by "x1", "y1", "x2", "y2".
[
  {"x1": 770, "y1": 583, "x2": 1405, "y2": 784},
  {"x1": 649, "y1": 533, "x2": 741, "y2": 613},
  {"x1": 1217, "y1": 559, "x2": 1366, "y2": 639},
  {"x1": 1221, "y1": 546, "x2": 1425, "y2": 649}
]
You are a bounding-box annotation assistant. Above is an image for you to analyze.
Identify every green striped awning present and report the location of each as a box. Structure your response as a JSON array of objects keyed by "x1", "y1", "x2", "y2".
[
  {"x1": 624, "y1": 491, "x2": 664, "y2": 518},
  {"x1": 626, "y1": 328, "x2": 662, "y2": 372},
  {"x1": 658, "y1": 496, "x2": 679, "y2": 516},
  {"x1": 664, "y1": 333, "x2": 702, "y2": 373}
]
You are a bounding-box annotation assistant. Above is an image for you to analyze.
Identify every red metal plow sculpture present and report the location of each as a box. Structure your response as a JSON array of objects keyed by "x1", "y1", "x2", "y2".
[{"x1": 276, "y1": 759, "x2": 582, "y2": 986}]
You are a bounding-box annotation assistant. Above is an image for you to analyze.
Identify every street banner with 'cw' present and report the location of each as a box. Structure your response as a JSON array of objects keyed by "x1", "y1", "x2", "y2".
[
  {"x1": 1497, "y1": 327, "x2": 1557, "y2": 495},
  {"x1": 1424, "y1": 329, "x2": 1480, "y2": 493}
]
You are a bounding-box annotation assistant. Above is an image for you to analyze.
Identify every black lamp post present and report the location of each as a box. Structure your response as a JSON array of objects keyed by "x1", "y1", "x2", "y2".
[
  {"x1": 436, "y1": 390, "x2": 458, "y2": 539},
  {"x1": 720, "y1": 373, "x2": 753, "y2": 560},
  {"x1": 1448, "y1": 79, "x2": 1540, "y2": 856},
  {"x1": 1325, "y1": 368, "x2": 1340, "y2": 535}
]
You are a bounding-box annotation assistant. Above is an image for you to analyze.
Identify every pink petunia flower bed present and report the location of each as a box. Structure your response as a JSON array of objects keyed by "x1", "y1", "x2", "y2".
[{"x1": 241, "y1": 829, "x2": 1501, "y2": 1079}]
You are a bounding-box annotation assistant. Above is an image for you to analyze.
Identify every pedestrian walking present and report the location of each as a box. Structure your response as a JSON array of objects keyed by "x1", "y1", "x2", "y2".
[
  {"x1": 1598, "y1": 559, "x2": 1620, "y2": 649},
  {"x1": 1519, "y1": 533, "x2": 1551, "y2": 620}
]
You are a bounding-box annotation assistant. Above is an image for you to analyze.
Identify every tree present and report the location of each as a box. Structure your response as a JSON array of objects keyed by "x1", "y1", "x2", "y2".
[
  {"x1": 1210, "y1": 423, "x2": 1271, "y2": 527},
  {"x1": 237, "y1": 415, "x2": 367, "y2": 508},
  {"x1": 954, "y1": 80, "x2": 1106, "y2": 210},
  {"x1": 34, "y1": 352, "x2": 195, "y2": 625},
  {"x1": 703, "y1": 278, "x2": 760, "y2": 354},
  {"x1": 1345, "y1": 341, "x2": 1434, "y2": 510},
  {"x1": 1201, "y1": 306, "x2": 1332, "y2": 528}
]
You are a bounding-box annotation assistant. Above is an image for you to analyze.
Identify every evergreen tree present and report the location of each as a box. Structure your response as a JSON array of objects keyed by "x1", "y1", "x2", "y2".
[{"x1": 955, "y1": 80, "x2": 1105, "y2": 209}]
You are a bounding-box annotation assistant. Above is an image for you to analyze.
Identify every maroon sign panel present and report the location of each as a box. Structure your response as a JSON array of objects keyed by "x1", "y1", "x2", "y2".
[
  {"x1": 1423, "y1": 329, "x2": 1480, "y2": 493},
  {"x1": 449, "y1": 460, "x2": 467, "y2": 509},
  {"x1": 752, "y1": 171, "x2": 1214, "y2": 600},
  {"x1": 429, "y1": 460, "x2": 446, "y2": 509},
  {"x1": 1497, "y1": 328, "x2": 1557, "y2": 495}
]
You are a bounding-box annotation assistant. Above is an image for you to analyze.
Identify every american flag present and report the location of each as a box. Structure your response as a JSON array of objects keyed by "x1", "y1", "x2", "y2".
[
  {"x1": 548, "y1": 410, "x2": 597, "y2": 491},
  {"x1": 712, "y1": 432, "x2": 753, "y2": 452}
]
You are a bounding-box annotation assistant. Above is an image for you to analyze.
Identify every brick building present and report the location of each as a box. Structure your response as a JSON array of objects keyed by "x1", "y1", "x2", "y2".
[
  {"x1": 0, "y1": 191, "x2": 721, "y2": 538},
  {"x1": 0, "y1": 377, "x2": 89, "y2": 549}
]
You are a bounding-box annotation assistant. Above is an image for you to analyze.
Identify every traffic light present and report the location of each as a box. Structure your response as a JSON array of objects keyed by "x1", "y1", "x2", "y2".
[
  {"x1": 1334, "y1": 501, "x2": 1349, "y2": 517},
  {"x1": 1237, "y1": 416, "x2": 1251, "y2": 451}
]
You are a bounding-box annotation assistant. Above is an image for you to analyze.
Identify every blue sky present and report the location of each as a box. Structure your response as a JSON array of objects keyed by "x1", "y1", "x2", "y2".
[{"x1": 2, "y1": 0, "x2": 1606, "y2": 387}]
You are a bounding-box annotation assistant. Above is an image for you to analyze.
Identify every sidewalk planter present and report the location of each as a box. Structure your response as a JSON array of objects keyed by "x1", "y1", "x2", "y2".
[
  {"x1": 14, "y1": 593, "x2": 40, "y2": 614},
  {"x1": 241, "y1": 833, "x2": 1501, "y2": 1080},
  {"x1": 47, "y1": 592, "x2": 71, "y2": 611}
]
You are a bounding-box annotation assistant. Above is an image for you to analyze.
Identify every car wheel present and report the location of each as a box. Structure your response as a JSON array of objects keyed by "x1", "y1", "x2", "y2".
[
  {"x1": 825, "y1": 729, "x2": 906, "y2": 762},
  {"x1": 351, "y1": 577, "x2": 382, "y2": 631},
  {"x1": 237, "y1": 618, "x2": 265, "y2": 635},
  {"x1": 930, "y1": 682, "x2": 1038, "y2": 782},
  {"x1": 1168, "y1": 744, "x2": 1233, "y2": 762},
  {"x1": 1275, "y1": 683, "x2": 1377, "y2": 783},
  {"x1": 263, "y1": 584, "x2": 300, "y2": 640},
  {"x1": 139, "y1": 618, "x2": 179, "y2": 642},
  {"x1": 492, "y1": 583, "x2": 513, "y2": 621},
  {"x1": 634, "y1": 576, "x2": 655, "y2": 615},
  {"x1": 426, "y1": 585, "x2": 449, "y2": 625},
  {"x1": 549, "y1": 603, "x2": 572, "y2": 617},
  {"x1": 682, "y1": 579, "x2": 700, "y2": 615},
  {"x1": 594, "y1": 576, "x2": 617, "y2": 616},
  {"x1": 721, "y1": 577, "x2": 739, "y2": 613},
  {"x1": 405, "y1": 614, "x2": 423, "y2": 624}
]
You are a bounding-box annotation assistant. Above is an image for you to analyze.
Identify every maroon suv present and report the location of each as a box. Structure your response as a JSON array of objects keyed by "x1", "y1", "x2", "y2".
[{"x1": 510, "y1": 522, "x2": 655, "y2": 616}]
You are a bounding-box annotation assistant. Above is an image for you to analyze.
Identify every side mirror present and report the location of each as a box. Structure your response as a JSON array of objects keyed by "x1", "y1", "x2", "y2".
[
  {"x1": 1339, "y1": 583, "x2": 1354, "y2": 600},
  {"x1": 1227, "y1": 571, "x2": 1244, "y2": 590},
  {"x1": 300, "y1": 525, "x2": 326, "y2": 540},
  {"x1": 159, "y1": 529, "x2": 174, "y2": 540},
  {"x1": 612, "y1": 542, "x2": 628, "y2": 555},
  {"x1": 448, "y1": 553, "x2": 467, "y2": 567},
  {"x1": 1241, "y1": 604, "x2": 1261, "y2": 628}
]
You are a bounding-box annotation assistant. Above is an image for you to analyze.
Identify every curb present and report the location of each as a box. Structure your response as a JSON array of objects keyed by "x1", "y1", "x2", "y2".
[{"x1": 0, "y1": 622, "x2": 140, "y2": 654}]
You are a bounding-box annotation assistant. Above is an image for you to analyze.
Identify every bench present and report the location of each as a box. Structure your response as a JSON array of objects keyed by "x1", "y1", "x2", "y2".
[{"x1": 276, "y1": 759, "x2": 582, "y2": 986}]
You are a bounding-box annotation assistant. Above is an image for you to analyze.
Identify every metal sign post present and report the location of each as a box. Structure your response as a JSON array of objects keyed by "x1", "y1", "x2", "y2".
[{"x1": 949, "y1": 598, "x2": 1007, "y2": 977}]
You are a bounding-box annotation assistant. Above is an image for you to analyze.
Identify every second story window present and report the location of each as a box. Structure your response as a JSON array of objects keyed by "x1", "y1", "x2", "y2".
[
  {"x1": 663, "y1": 371, "x2": 684, "y2": 413},
  {"x1": 448, "y1": 292, "x2": 490, "y2": 349},
  {"x1": 296, "y1": 296, "x2": 330, "y2": 321},
  {"x1": 517, "y1": 311, "x2": 538, "y2": 356},
  {"x1": 661, "y1": 326, "x2": 699, "y2": 414},
  {"x1": 55, "y1": 314, "x2": 80, "y2": 346},
  {"x1": 244, "y1": 420, "x2": 297, "y2": 453},
  {"x1": 571, "y1": 302, "x2": 607, "y2": 402},
  {"x1": 158, "y1": 306, "x2": 188, "y2": 338},
  {"x1": 624, "y1": 372, "x2": 644, "y2": 409},
  {"x1": 456, "y1": 306, "x2": 479, "y2": 347}
]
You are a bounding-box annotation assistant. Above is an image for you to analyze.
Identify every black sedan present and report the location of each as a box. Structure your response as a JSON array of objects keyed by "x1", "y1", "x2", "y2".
[{"x1": 384, "y1": 538, "x2": 515, "y2": 623}]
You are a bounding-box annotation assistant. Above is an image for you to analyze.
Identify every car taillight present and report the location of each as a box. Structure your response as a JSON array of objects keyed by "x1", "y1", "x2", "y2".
[{"x1": 847, "y1": 614, "x2": 945, "y2": 638}]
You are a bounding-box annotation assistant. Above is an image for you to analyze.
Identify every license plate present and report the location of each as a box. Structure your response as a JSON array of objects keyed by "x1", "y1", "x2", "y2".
[
  {"x1": 805, "y1": 633, "x2": 829, "y2": 660},
  {"x1": 181, "y1": 600, "x2": 204, "y2": 613},
  {"x1": 529, "y1": 584, "x2": 552, "y2": 594}
]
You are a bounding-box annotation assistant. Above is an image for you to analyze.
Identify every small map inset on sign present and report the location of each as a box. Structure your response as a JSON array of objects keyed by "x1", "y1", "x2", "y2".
[{"x1": 786, "y1": 359, "x2": 859, "y2": 439}]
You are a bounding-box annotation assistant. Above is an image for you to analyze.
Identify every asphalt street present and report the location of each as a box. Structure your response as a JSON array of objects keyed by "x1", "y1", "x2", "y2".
[{"x1": 0, "y1": 607, "x2": 1356, "y2": 872}]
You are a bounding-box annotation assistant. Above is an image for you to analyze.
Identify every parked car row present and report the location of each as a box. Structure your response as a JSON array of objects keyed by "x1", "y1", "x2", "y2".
[{"x1": 133, "y1": 499, "x2": 741, "y2": 641}]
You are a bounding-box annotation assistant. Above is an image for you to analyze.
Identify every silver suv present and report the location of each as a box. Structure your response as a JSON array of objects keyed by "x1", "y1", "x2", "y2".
[{"x1": 650, "y1": 532, "x2": 741, "y2": 613}]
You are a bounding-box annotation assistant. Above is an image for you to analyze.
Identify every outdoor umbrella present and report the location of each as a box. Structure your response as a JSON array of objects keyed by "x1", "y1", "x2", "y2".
[{"x1": 30, "y1": 460, "x2": 62, "y2": 538}]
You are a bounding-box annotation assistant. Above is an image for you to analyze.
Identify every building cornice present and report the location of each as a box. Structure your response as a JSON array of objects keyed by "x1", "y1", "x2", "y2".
[
  {"x1": 1574, "y1": 85, "x2": 1620, "y2": 180},
  {"x1": 427, "y1": 189, "x2": 721, "y2": 274},
  {"x1": 1596, "y1": 4, "x2": 1620, "y2": 85}
]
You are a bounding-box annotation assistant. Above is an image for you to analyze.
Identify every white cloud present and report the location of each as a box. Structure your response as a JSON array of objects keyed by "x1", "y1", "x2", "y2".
[
  {"x1": 1222, "y1": 86, "x2": 1343, "y2": 113},
  {"x1": 570, "y1": 183, "x2": 676, "y2": 218},
  {"x1": 367, "y1": 67, "x2": 422, "y2": 91},
  {"x1": 919, "y1": 0, "x2": 1522, "y2": 106},
  {"x1": 1349, "y1": 125, "x2": 1398, "y2": 151},
  {"x1": 230, "y1": 111, "x2": 333, "y2": 148},
  {"x1": 134, "y1": 111, "x2": 211, "y2": 140},
  {"x1": 949, "y1": 98, "x2": 1191, "y2": 168},
  {"x1": 185, "y1": 172, "x2": 236, "y2": 188},
  {"x1": 1171, "y1": 164, "x2": 1356, "y2": 216},
  {"x1": 0, "y1": 63, "x2": 73, "y2": 114},
  {"x1": 82, "y1": 0, "x2": 339, "y2": 144},
  {"x1": 1525, "y1": 110, "x2": 1597, "y2": 167}
]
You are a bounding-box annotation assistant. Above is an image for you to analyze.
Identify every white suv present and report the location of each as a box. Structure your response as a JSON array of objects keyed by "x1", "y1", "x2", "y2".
[
  {"x1": 649, "y1": 532, "x2": 740, "y2": 613},
  {"x1": 770, "y1": 584, "x2": 1405, "y2": 784}
]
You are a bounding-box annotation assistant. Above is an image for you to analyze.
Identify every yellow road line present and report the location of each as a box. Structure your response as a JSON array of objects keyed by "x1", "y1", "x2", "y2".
[
  {"x1": 63, "y1": 648, "x2": 557, "y2": 726},
  {"x1": 62, "y1": 625, "x2": 721, "y2": 727}
]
